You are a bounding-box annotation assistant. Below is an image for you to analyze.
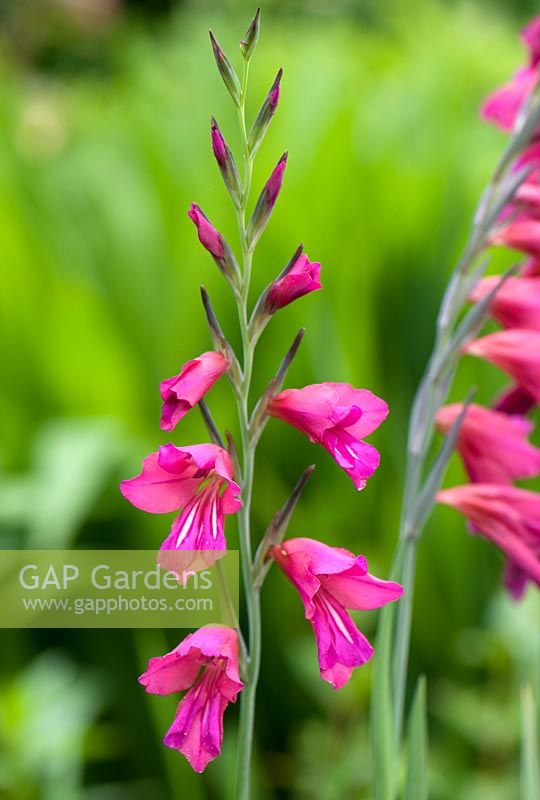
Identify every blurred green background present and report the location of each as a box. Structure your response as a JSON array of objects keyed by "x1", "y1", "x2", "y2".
[{"x1": 1, "y1": 0, "x2": 539, "y2": 797}]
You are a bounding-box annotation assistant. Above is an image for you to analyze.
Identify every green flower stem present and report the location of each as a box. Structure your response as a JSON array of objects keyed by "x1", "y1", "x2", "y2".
[{"x1": 234, "y1": 58, "x2": 262, "y2": 800}]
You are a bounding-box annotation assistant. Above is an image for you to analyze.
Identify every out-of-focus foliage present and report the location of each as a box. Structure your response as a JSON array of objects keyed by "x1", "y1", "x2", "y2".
[{"x1": 0, "y1": 0, "x2": 539, "y2": 798}]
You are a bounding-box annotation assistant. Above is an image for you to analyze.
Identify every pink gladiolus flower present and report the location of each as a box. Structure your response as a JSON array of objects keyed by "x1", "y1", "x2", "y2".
[
  {"x1": 188, "y1": 203, "x2": 225, "y2": 259},
  {"x1": 522, "y1": 16, "x2": 540, "y2": 66},
  {"x1": 515, "y1": 177, "x2": 540, "y2": 217},
  {"x1": 494, "y1": 383, "x2": 536, "y2": 415},
  {"x1": 266, "y1": 252, "x2": 323, "y2": 311},
  {"x1": 160, "y1": 351, "x2": 229, "y2": 431},
  {"x1": 268, "y1": 383, "x2": 389, "y2": 490},
  {"x1": 437, "y1": 484, "x2": 540, "y2": 599},
  {"x1": 464, "y1": 329, "x2": 540, "y2": 403},
  {"x1": 435, "y1": 403, "x2": 540, "y2": 483},
  {"x1": 139, "y1": 627, "x2": 244, "y2": 772},
  {"x1": 490, "y1": 220, "x2": 540, "y2": 257},
  {"x1": 120, "y1": 443, "x2": 242, "y2": 551},
  {"x1": 469, "y1": 275, "x2": 540, "y2": 330},
  {"x1": 522, "y1": 256, "x2": 540, "y2": 276},
  {"x1": 271, "y1": 538, "x2": 402, "y2": 688},
  {"x1": 482, "y1": 67, "x2": 537, "y2": 131},
  {"x1": 482, "y1": 18, "x2": 540, "y2": 131}
]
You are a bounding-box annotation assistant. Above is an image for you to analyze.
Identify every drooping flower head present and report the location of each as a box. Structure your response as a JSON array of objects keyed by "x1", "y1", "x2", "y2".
[
  {"x1": 268, "y1": 383, "x2": 388, "y2": 490},
  {"x1": 464, "y1": 329, "x2": 540, "y2": 403},
  {"x1": 265, "y1": 251, "x2": 323, "y2": 312},
  {"x1": 271, "y1": 537, "x2": 403, "y2": 688},
  {"x1": 435, "y1": 403, "x2": 540, "y2": 483},
  {"x1": 437, "y1": 484, "x2": 540, "y2": 600},
  {"x1": 160, "y1": 351, "x2": 229, "y2": 432},
  {"x1": 469, "y1": 275, "x2": 540, "y2": 330},
  {"x1": 120, "y1": 443, "x2": 241, "y2": 551},
  {"x1": 139, "y1": 627, "x2": 244, "y2": 772}
]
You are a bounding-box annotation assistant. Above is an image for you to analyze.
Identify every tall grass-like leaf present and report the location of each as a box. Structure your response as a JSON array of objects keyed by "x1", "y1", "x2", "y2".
[
  {"x1": 405, "y1": 676, "x2": 428, "y2": 800},
  {"x1": 521, "y1": 685, "x2": 540, "y2": 800},
  {"x1": 370, "y1": 602, "x2": 396, "y2": 800}
]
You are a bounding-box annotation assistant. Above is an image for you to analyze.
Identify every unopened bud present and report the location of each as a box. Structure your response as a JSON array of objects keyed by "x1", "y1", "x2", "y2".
[
  {"x1": 246, "y1": 152, "x2": 287, "y2": 248},
  {"x1": 211, "y1": 118, "x2": 242, "y2": 207},
  {"x1": 189, "y1": 203, "x2": 240, "y2": 289},
  {"x1": 248, "y1": 68, "x2": 283, "y2": 156},
  {"x1": 209, "y1": 31, "x2": 241, "y2": 106},
  {"x1": 240, "y1": 8, "x2": 260, "y2": 61}
]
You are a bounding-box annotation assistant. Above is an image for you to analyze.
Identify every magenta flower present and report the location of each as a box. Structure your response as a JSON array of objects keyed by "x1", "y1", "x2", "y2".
[
  {"x1": 268, "y1": 383, "x2": 388, "y2": 490},
  {"x1": 139, "y1": 627, "x2": 244, "y2": 772},
  {"x1": 271, "y1": 537, "x2": 402, "y2": 688},
  {"x1": 490, "y1": 220, "x2": 540, "y2": 258},
  {"x1": 515, "y1": 176, "x2": 540, "y2": 217},
  {"x1": 188, "y1": 203, "x2": 224, "y2": 259},
  {"x1": 437, "y1": 484, "x2": 540, "y2": 599},
  {"x1": 463, "y1": 329, "x2": 540, "y2": 403},
  {"x1": 435, "y1": 403, "x2": 540, "y2": 483},
  {"x1": 120, "y1": 443, "x2": 242, "y2": 551},
  {"x1": 523, "y1": 16, "x2": 540, "y2": 65},
  {"x1": 469, "y1": 275, "x2": 540, "y2": 330},
  {"x1": 494, "y1": 383, "x2": 536, "y2": 415},
  {"x1": 482, "y1": 67, "x2": 537, "y2": 131},
  {"x1": 160, "y1": 351, "x2": 229, "y2": 432},
  {"x1": 266, "y1": 251, "x2": 323, "y2": 311},
  {"x1": 482, "y1": 18, "x2": 540, "y2": 131}
]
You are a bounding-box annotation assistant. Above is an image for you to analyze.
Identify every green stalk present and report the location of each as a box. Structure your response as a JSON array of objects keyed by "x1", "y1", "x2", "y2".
[{"x1": 234, "y1": 59, "x2": 262, "y2": 800}]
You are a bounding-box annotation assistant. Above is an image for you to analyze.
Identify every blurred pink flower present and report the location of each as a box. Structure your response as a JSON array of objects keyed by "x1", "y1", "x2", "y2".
[
  {"x1": 490, "y1": 220, "x2": 540, "y2": 257},
  {"x1": 482, "y1": 67, "x2": 537, "y2": 131},
  {"x1": 271, "y1": 537, "x2": 403, "y2": 688},
  {"x1": 469, "y1": 275, "x2": 540, "y2": 330},
  {"x1": 464, "y1": 329, "x2": 540, "y2": 403},
  {"x1": 494, "y1": 383, "x2": 536, "y2": 415},
  {"x1": 268, "y1": 383, "x2": 388, "y2": 489},
  {"x1": 120, "y1": 443, "x2": 241, "y2": 551},
  {"x1": 188, "y1": 203, "x2": 225, "y2": 259},
  {"x1": 436, "y1": 403, "x2": 540, "y2": 483},
  {"x1": 139, "y1": 627, "x2": 244, "y2": 772},
  {"x1": 437, "y1": 484, "x2": 540, "y2": 599},
  {"x1": 266, "y1": 251, "x2": 323, "y2": 311},
  {"x1": 482, "y1": 18, "x2": 540, "y2": 131},
  {"x1": 160, "y1": 351, "x2": 229, "y2": 431}
]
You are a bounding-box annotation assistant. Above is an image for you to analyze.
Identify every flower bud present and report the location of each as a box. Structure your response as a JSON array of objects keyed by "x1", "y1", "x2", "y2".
[
  {"x1": 209, "y1": 31, "x2": 241, "y2": 106},
  {"x1": 189, "y1": 203, "x2": 240, "y2": 288},
  {"x1": 248, "y1": 69, "x2": 283, "y2": 156},
  {"x1": 211, "y1": 117, "x2": 242, "y2": 207},
  {"x1": 240, "y1": 8, "x2": 260, "y2": 61},
  {"x1": 265, "y1": 249, "x2": 322, "y2": 312},
  {"x1": 246, "y1": 152, "x2": 287, "y2": 248}
]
